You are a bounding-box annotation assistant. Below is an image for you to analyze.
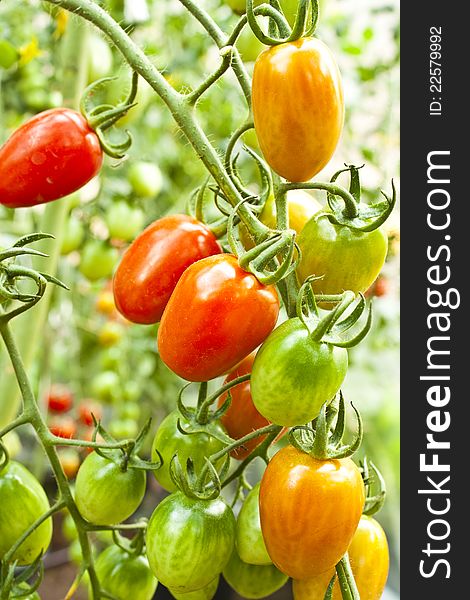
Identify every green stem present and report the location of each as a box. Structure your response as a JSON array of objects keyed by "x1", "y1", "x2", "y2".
[
  {"x1": 336, "y1": 553, "x2": 360, "y2": 600},
  {"x1": 186, "y1": 45, "x2": 234, "y2": 105},
  {"x1": 196, "y1": 373, "x2": 251, "y2": 424},
  {"x1": 281, "y1": 182, "x2": 359, "y2": 218}
]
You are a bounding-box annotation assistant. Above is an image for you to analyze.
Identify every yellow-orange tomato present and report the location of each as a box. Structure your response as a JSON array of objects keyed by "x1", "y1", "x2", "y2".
[
  {"x1": 240, "y1": 190, "x2": 322, "y2": 250},
  {"x1": 252, "y1": 37, "x2": 344, "y2": 182},
  {"x1": 293, "y1": 516, "x2": 389, "y2": 600},
  {"x1": 259, "y1": 446, "x2": 364, "y2": 579}
]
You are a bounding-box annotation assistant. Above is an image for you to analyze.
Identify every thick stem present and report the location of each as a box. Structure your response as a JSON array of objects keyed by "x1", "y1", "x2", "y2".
[{"x1": 336, "y1": 553, "x2": 360, "y2": 600}]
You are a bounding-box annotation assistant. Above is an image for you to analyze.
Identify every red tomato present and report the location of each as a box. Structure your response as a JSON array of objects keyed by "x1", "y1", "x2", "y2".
[
  {"x1": 0, "y1": 108, "x2": 103, "y2": 208},
  {"x1": 47, "y1": 385, "x2": 73, "y2": 413},
  {"x1": 157, "y1": 255, "x2": 280, "y2": 382},
  {"x1": 218, "y1": 353, "x2": 270, "y2": 460},
  {"x1": 78, "y1": 401, "x2": 102, "y2": 427},
  {"x1": 259, "y1": 445, "x2": 364, "y2": 579},
  {"x1": 49, "y1": 416, "x2": 77, "y2": 439},
  {"x1": 113, "y1": 215, "x2": 221, "y2": 324}
]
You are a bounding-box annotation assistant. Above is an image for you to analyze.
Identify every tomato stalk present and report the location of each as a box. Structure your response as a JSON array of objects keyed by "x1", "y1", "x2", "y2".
[{"x1": 336, "y1": 553, "x2": 360, "y2": 600}]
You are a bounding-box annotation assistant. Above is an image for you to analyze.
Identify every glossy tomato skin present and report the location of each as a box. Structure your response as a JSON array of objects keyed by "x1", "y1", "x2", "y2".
[
  {"x1": 113, "y1": 215, "x2": 221, "y2": 325},
  {"x1": 218, "y1": 353, "x2": 269, "y2": 460},
  {"x1": 75, "y1": 452, "x2": 146, "y2": 525},
  {"x1": 0, "y1": 108, "x2": 102, "y2": 208},
  {"x1": 169, "y1": 576, "x2": 219, "y2": 600},
  {"x1": 223, "y1": 549, "x2": 288, "y2": 599},
  {"x1": 236, "y1": 483, "x2": 271, "y2": 565},
  {"x1": 0, "y1": 461, "x2": 53, "y2": 565},
  {"x1": 252, "y1": 37, "x2": 344, "y2": 182},
  {"x1": 93, "y1": 545, "x2": 158, "y2": 600},
  {"x1": 297, "y1": 213, "x2": 389, "y2": 296},
  {"x1": 251, "y1": 318, "x2": 348, "y2": 426},
  {"x1": 47, "y1": 385, "x2": 73, "y2": 413},
  {"x1": 158, "y1": 254, "x2": 280, "y2": 382},
  {"x1": 293, "y1": 516, "x2": 389, "y2": 600},
  {"x1": 151, "y1": 410, "x2": 226, "y2": 493},
  {"x1": 146, "y1": 491, "x2": 236, "y2": 593},
  {"x1": 259, "y1": 446, "x2": 364, "y2": 579}
]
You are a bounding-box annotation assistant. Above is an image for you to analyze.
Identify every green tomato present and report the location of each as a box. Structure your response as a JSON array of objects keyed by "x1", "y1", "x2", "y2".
[
  {"x1": 236, "y1": 22, "x2": 266, "y2": 62},
  {"x1": 106, "y1": 201, "x2": 145, "y2": 241},
  {"x1": 223, "y1": 549, "x2": 288, "y2": 599},
  {"x1": 87, "y1": 34, "x2": 113, "y2": 82},
  {"x1": 146, "y1": 491, "x2": 235, "y2": 593},
  {"x1": 120, "y1": 401, "x2": 141, "y2": 420},
  {"x1": 69, "y1": 538, "x2": 83, "y2": 566},
  {"x1": 109, "y1": 418, "x2": 139, "y2": 439},
  {"x1": 79, "y1": 241, "x2": 119, "y2": 282},
  {"x1": 226, "y1": 0, "x2": 261, "y2": 14},
  {"x1": 12, "y1": 583, "x2": 41, "y2": 600},
  {"x1": 0, "y1": 39, "x2": 19, "y2": 69},
  {"x1": 297, "y1": 213, "x2": 388, "y2": 297},
  {"x1": 75, "y1": 452, "x2": 146, "y2": 525},
  {"x1": 0, "y1": 461, "x2": 53, "y2": 565},
  {"x1": 169, "y1": 576, "x2": 219, "y2": 600},
  {"x1": 236, "y1": 483, "x2": 271, "y2": 565},
  {"x1": 251, "y1": 318, "x2": 348, "y2": 426},
  {"x1": 128, "y1": 162, "x2": 163, "y2": 198},
  {"x1": 151, "y1": 411, "x2": 227, "y2": 493},
  {"x1": 99, "y1": 348, "x2": 121, "y2": 372},
  {"x1": 93, "y1": 545, "x2": 158, "y2": 600},
  {"x1": 60, "y1": 215, "x2": 84, "y2": 255},
  {"x1": 62, "y1": 512, "x2": 78, "y2": 542},
  {"x1": 2, "y1": 431, "x2": 22, "y2": 459},
  {"x1": 91, "y1": 370, "x2": 120, "y2": 403}
]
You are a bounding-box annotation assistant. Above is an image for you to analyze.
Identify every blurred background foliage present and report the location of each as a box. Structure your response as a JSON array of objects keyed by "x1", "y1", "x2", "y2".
[{"x1": 0, "y1": 0, "x2": 399, "y2": 598}]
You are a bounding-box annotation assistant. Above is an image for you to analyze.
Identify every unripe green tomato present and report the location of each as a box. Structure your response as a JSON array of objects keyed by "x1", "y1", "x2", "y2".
[
  {"x1": 236, "y1": 483, "x2": 271, "y2": 565},
  {"x1": 99, "y1": 347, "x2": 121, "y2": 371},
  {"x1": 120, "y1": 401, "x2": 141, "y2": 420},
  {"x1": 105, "y1": 201, "x2": 145, "y2": 241},
  {"x1": 2, "y1": 430, "x2": 22, "y2": 459},
  {"x1": 87, "y1": 34, "x2": 113, "y2": 83},
  {"x1": 226, "y1": 0, "x2": 261, "y2": 15},
  {"x1": 109, "y1": 418, "x2": 139, "y2": 439},
  {"x1": 223, "y1": 549, "x2": 288, "y2": 598},
  {"x1": 169, "y1": 576, "x2": 219, "y2": 600},
  {"x1": 62, "y1": 512, "x2": 78, "y2": 542},
  {"x1": 60, "y1": 215, "x2": 84, "y2": 255},
  {"x1": 93, "y1": 545, "x2": 158, "y2": 600},
  {"x1": 236, "y1": 21, "x2": 266, "y2": 62},
  {"x1": 69, "y1": 538, "x2": 83, "y2": 565},
  {"x1": 79, "y1": 241, "x2": 119, "y2": 282},
  {"x1": 0, "y1": 39, "x2": 19, "y2": 69},
  {"x1": 123, "y1": 380, "x2": 140, "y2": 403},
  {"x1": 91, "y1": 370, "x2": 119, "y2": 403},
  {"x1": 75, "y1": 452, "x2": 146, "y2": 525},
  {"x1": 0, "y1": 462, "x2": 53, "y2": 565},
  {"x1": 128, "y1": 162, "x2": 163, "y2": 198}
]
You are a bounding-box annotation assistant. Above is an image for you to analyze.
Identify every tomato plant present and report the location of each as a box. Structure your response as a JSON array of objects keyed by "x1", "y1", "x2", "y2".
[
  {"x1": 252, "y1": 37, "x2": 344, "y2": 182},
  {"x1": 146, "y1": 491, "x2": 236, "y2": 592},
  {"x1": 0, "y1": 108, "x2": 103, "y2": 208},
  {"x1": 0, "y1": 461, "x2": 53, "y2": 565},
  {"x1": 113, "y1": 214, "x2": 221, "y2": 324},
  {"x1": 158, "y1": 254, "x2": 280, "y2": 381},
  {"x1": 236, "y1": 483, "x2": 271, "y2": 565},
  {"x1": 223, "y1": 548, "x2": 288, "y2": 599}
]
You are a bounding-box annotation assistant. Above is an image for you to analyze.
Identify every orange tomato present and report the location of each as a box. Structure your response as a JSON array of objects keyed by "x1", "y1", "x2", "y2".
[
  {"x1": 259, "y1": 446, "x2": 364, "y2": 579},
  {"x1": 293, "y1": 515, "x2": 389, "y2": 600},
  {"x1": 252, "y1": 37, "x2": 344, "y2": 182}
]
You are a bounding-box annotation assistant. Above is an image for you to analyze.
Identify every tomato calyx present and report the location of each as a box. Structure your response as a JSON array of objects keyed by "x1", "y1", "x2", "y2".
[
  {"x1": 246, "y1": 0, "x2": 319, "y2": 45},
  {"x1": 80, "y1": 71, "x2": 140, "y2": 159},
  {"x1": 296, "y1": 276, "x2": 372, "y2": 348},
  {"x1": 289, "y1": 392, "x2": 363, "y2": 460},
  {"x1": 111, "y1": 528, "x2": 146, "y2": 559},
  {"x1": 360, "y1": 457, "x2": 387, "y2": 516},
  {"x1": 0, "y1": 552, "x2": 43, "y2": 599},
  {"x1": 169, "y1": 452, "x2": 231, "y2": 502}
]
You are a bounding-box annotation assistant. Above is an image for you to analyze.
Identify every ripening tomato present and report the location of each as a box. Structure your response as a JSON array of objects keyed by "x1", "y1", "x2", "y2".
[
  {"x1": 47, "y1": 384, "x2": 73, "y2": 413},
  {"x1": 293, "y1": 516, "x2": 389, "y2": 600},
  {"x1": 78, "y1": 401, "x2": 102, "y2": 426},
  {"x1": 259, "y1": 446, "x2": 364, "y2": 579},
  {"x1": 151, "y1": 410, "x2": 226, "y2": 493},
  {"x1": 0, "y1": 461, "x2": 53, "y2": 565},
  {"x1": 223, "y1": 549, "x2": 288, "y2": 599},
  {"x1": 218, "y1": 354, "x2": 269, "y2": 460},
  {"x1": 97, "y1": 321, "x2": 124, "y2": 347},
  {"x1": 169, "y1": 576, "x2": 219, "y2": 600},
  {"x1": 251, "y1": 318, "x2": 348, "y2": 426},
  {"x1": 252, "y1": 37, "x2": 344, "y2": 182},
  {"x1": 0, "y1": 108, "x2": 103, "y2": 208},
  {"x1": 93, "y1": 545, "x2": 158, "y2": 600},
  {"x1": 58, "y1": 449, "x2": 81, "y2": 479},
  {"x1": 113, "y1": 215, "x2": 221, "y2": 325},
  {"x1": 236, "y1": 483, "x2": 271, "y2": 566},
  {"x1": 75, "y1": 452, "x2": 146, "y2": 525},
  {"x1": 297, "y1": 213, "x2": 388, "y2": 297},
  {"x1": 49, "y1": 416, "x2": 77, "y2": 439},
  {"x1": 158, "y1": 254, "x2": 280, "y2": 382},
  {"x1": 96, "y1": 288, "x2": 116, "y2": 315},
  {"x1": 146, "y1": 492, "x2": 236, "y2": 593}
]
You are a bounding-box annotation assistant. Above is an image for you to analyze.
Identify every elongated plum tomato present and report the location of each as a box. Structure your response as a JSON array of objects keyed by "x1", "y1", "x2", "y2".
[
  {"x1": 297, "y1": 213, "x2": 388, "y2": 297},
  {"x1": 92, "y1": 545, "x2": 158, "y2": 600},
  {"x1": 169, "y1": 576, "x2": 219, "y2": 600},
  {"x1": 260, "y1": 446, "x2": 364, "y2": 579},
  {"x1": 251, "y1": 318, "x2": 348, "y2": 426},
  {"x1": 252, "y1": 37, "x2": 344, "y2": 182},
  {"x1": 217, "y1": 353, "x2": 270, "y2": 460},
  {"x1": 157, "y1": 254, "x2": 280, "y2": 382},
  {"x1": 0, "y1": 108, "x2": 102, "y2": 208},
  {"x1": 293, "y1": 515, "x2": 389, "y2": 600},
  {"x1": 146, "y1": 491, "x2": 235, "y2": 593},
  {"x1": 223, "y1": 549, "x2": 288, "y2": 599},
  {"x1": 0, "y1": 461, "x2": 53, "y2": 565},
  {"x1": 75, "y1": 452, "x2": 146, "y2": 525},
  {"x1": 236, "y1": 483, "x2": 271, "y2": 566},
  {"x1": 113, "y1": 215, "x2": 221, "y2": 324}
]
